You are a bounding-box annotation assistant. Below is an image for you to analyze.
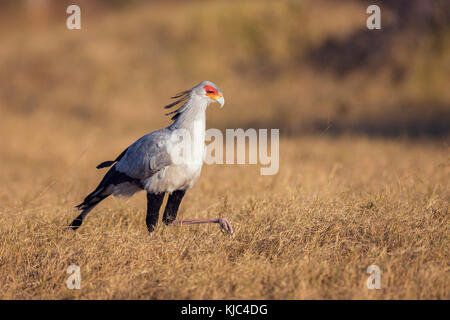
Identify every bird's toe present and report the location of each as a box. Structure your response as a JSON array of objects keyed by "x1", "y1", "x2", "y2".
[{"x1": 218, "y1": 218, "x2": 233, "y2": 234}]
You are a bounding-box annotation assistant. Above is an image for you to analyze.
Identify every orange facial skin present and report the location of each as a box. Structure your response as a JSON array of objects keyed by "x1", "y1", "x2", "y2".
[{"x1": 204, "y1": 85, "x2": 222, "y2": 100}]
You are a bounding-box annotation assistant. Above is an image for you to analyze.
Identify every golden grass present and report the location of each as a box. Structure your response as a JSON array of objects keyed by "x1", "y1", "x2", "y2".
[
  {"x1": 0, "y1": 0, "x2": 448, "y2": 299},
  {"x1": 0, "y1": 124, "x2": 448, "y2": 299}
]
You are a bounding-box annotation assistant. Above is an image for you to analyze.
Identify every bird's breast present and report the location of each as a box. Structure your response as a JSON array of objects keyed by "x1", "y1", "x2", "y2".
[
  {"x1": 145, "y1": 118, "x2": 206, "y2": 194},
  {"x1": 144, "y1": 161, "x2": 203, "y2": 194},
  {"x1": 144, "y1": 140, "x2": 205, "y2": 194}
]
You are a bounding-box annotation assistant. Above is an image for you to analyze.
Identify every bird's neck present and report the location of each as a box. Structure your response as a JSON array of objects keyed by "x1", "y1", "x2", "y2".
[
  {"x1": 167, "y1": 95, "x2": 208, "y2": 165},
  {"x1": 170, "y1": 95, "x2": 207, "y2": 134}
]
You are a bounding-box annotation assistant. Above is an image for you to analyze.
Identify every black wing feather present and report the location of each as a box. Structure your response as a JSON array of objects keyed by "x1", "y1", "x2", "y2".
[{"x1": 96, "y1": 147, "x2": 128, "y2": 169}]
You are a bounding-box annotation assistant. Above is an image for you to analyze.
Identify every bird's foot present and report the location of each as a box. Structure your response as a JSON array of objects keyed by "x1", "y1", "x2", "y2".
[{"x1": 217, "y1": 218, "x2": 233, "y2": 234}]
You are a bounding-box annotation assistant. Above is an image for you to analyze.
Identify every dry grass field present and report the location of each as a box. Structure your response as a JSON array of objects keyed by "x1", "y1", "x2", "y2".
[
  {"x1": 0, "y1": 133, "x2": 448, "y2": 299},
  {"x1": 0, "y1": 0, "x2": 449, "y2": 299}
]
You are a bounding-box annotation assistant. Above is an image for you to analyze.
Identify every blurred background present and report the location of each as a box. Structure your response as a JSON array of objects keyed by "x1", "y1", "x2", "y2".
[
  {"x1": 1, "y1": 0, "x2": 449, "y2": 135},
  {"x1": 0, "y1": 0, "x2": 449, "y2": 300},
  {"x1": 0, "y1": 0, "x2": 449, "y2": 187}
]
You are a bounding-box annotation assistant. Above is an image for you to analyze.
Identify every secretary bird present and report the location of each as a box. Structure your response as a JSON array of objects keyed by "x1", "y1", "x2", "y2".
[{"x1": 69, "y1": 81, "x2": 233, "y2": 234}]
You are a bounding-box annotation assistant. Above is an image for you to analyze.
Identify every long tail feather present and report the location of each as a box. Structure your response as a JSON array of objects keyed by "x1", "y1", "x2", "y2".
[
  {"x1": 96, "y1": 148, "x2": 128, "y2": 169},
  {"x1": 75, "y1": 188, "x2": 109, "y2": 211},
  {"x1": 69, "y1": 204, "x2": 97, "y2": 230},
  {"x1": 71, "y1": 163, "x2": 143, "y2": 231},
  {"x1": 69, "y1": 188, "x2": 109, "y2": 231},
  {"x1": 96, "y1": 160, "x2": 115, "y2": 169}
]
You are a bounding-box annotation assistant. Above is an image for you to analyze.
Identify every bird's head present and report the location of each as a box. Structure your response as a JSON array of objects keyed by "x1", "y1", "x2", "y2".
[
  {"x1": 164, "y1": 81, "x2": 224, "y2": 121},
  {"x1": 192, "y1": 80, "x2": 224, "y2": 108},
  {"x1": 203, "y1": 82, "x2": 224, "y2": 108}
]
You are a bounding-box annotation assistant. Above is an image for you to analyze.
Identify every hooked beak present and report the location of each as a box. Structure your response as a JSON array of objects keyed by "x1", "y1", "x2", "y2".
[{"x1": 215, "y1": 94, "x2": 225, "y2": 108}]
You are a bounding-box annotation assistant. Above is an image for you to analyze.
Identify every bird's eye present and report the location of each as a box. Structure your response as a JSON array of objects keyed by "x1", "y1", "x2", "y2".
[{"x1": 207, "y1": 90, "x2": 215, "y2": 94}]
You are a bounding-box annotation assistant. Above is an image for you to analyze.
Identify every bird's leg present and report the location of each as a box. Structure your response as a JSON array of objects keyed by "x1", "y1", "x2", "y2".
[
  {"x1": 163, "y1": 191, "x2": 233, "y2": 233},
  {"x1": 146, "y1": 192, "x2": 165, "y2": 233},
  {"x1": 169, "y1": 218, "x2": 233, "y2": 233},
  {"x1": 162, "y1": 190, "x2": 186, "y2": 225}
]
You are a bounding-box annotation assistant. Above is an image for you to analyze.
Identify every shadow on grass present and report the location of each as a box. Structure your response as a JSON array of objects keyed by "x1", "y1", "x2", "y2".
[
  {"x1": 228, "y1": 101, "x2": 450, "y2": 139},
  {"x1": 306, "y1": 0, "x2": 450, "y2": 76}
]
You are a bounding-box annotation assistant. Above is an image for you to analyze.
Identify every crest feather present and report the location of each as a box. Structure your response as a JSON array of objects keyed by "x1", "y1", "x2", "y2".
[{"x1": 163, "y1": 88, "x2": 191, "y2": 121}]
